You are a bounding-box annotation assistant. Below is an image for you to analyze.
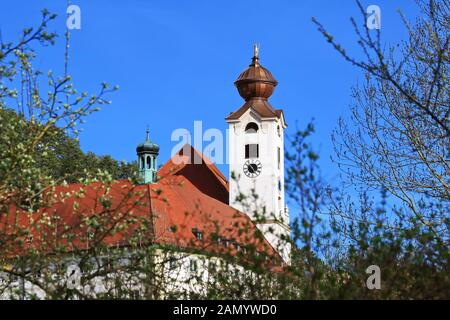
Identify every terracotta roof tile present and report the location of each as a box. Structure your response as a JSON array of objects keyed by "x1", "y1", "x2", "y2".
[{"x1": 2, "y1": 145, "x2": 282, "y2": 266}]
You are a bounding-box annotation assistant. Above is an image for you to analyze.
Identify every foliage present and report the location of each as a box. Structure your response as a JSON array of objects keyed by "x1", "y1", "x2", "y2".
[
  {"x1": 0, "y1": 108, "x2": 137, "y2": 184},
  {"x1": 1, "y1": 2, "x2": 449, "y2": 300}
]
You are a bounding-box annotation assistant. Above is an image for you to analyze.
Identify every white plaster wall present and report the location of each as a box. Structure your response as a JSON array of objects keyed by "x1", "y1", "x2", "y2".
[{"x1": 227, "y1": 108, "x2": 291, "y2": 264}]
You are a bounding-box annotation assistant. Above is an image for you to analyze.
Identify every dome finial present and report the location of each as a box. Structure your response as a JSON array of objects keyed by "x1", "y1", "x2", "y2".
[
  {"x1": 146, "y1": 125, "x2": 150, "y2": 141},
  {"x1": 251, "y1": 43, "x2": 260, "y2": 67},
  {"x1": 253, "y1": 43, "x2": 259, "y2": 59}
]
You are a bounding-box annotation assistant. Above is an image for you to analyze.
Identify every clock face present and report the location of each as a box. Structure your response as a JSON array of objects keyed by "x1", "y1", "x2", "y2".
[{"x1": 243, "y1": 159, "x2": 262, "y2": 178}]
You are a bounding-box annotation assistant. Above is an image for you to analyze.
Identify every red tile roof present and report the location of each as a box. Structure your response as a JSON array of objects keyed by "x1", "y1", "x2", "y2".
[
  {"x1": 1, "y1": 145, "x2": 282, "y2": 266},
  {"x1": 159, "y1": 144, "x2": 229, "y2": 204}
]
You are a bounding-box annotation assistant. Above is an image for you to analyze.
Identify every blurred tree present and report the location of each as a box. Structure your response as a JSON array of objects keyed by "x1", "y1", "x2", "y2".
[
  {"x1": 313, "y1": 0, "x2": 449, "y2": 245},
  {"x1": 0, "y1": 108, "x2": 137, "y2": 183}
]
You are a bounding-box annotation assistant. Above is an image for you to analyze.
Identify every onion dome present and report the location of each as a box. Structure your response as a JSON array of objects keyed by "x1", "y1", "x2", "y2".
[
  {"x1": 136, "y1": 128, "x2": 159, "y2": 155},
  {"x1": 234, "y1": 44, "x2": 278, "y2": 101}
]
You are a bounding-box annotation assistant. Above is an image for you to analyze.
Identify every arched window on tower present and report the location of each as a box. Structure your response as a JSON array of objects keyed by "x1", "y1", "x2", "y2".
[
  {"x1": 245, "y1": 122, "x2": 259, "y2": 133},
  {"x1": 141, "y1": 156, "x2": 145, "y2": 169},
  {"x1": 146, "y1": 156, "x2": 151, "y2": 169}
]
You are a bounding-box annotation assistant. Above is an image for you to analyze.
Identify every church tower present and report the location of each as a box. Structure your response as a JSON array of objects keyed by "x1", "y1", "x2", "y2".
[
  {"x1": 226, "y1": 46, "x2": 291, "y2": 264},
  {"x1": 136, "y1": 128, "x2": 159, "y2": 184}
]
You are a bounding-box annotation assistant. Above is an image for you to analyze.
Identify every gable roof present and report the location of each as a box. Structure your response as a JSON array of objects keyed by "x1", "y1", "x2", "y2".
[{"x1": 159, "y1": 144, "x2": 228, "y2": 204}]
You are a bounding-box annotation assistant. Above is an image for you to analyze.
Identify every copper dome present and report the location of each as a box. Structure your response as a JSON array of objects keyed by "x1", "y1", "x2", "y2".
[{"x1": 234, "y1": 46, "x2": 278, "y2": 101}]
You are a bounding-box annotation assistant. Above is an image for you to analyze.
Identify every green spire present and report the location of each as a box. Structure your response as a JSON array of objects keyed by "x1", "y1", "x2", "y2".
[{"x1": 136, "y1": 127, "x2": 159, "y2": 184}]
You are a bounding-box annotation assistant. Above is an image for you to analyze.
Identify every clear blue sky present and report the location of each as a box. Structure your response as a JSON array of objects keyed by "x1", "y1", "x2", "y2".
[{"x1": 1, "y1": 0, "x2": 419, "y2": 180}]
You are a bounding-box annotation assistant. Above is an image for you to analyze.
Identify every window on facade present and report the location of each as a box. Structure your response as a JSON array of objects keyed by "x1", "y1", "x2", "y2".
[
  {"x1": 209, "y1": 261, "x2": 218, "y2": 272},
  {"x1": 169, "y1": 258, "x2": 177, "y2": 270},
  {"x1": 190, "y1": 259, "x2": 198, "y2": 273},
  {"x1": 277, "y1": 147, "x2": 281, "y2": 169},
  {"x1": 245, "y1": 144, "x2": 259, "y2": 159},
  {"x1": 245, "y1": 122, "x2": 259, "y2": 133},
  {"x1": 192, "y1": 228, "x2": 203, "y2": 241},
  {"x1": 277, "y1": 125, "x2": 281, "y2": 137}
]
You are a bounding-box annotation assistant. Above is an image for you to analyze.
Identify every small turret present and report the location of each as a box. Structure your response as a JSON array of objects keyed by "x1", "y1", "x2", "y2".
[{"x1": 136, "y1": 128, "x2": 159, "y2": 184}]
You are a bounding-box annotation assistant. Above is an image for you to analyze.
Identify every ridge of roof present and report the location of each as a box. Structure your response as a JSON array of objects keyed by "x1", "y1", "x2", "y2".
[{"x1": 159, "y1": 144, "x2": 228, "y2": 192}]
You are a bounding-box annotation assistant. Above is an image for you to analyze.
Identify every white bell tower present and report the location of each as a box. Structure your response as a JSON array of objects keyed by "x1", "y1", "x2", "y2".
[{"x1": 226, "y1": 45, "x2": 291, "y2": 264}]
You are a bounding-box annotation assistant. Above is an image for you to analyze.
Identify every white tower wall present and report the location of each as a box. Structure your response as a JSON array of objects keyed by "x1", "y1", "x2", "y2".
[{"x1": 227, "y1": 109, "x2": 291, "y2": 264}]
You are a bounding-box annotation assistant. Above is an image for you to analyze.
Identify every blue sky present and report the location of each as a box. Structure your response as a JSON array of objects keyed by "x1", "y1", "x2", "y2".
[{"x1": 1, "y1": 0, "x2": 419, "y2": 181}]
